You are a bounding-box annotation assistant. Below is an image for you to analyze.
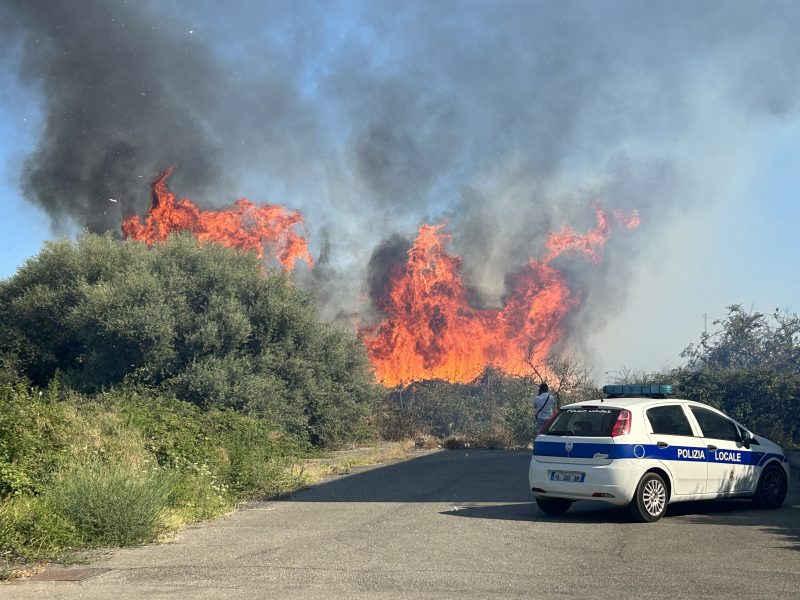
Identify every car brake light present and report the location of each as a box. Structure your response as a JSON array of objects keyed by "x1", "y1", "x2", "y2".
[{"x1": 610, "y1": 409, "x2": 631, "y2": 437}]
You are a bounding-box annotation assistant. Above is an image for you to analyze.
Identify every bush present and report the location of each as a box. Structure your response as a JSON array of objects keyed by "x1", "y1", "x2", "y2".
[
  {"x1": 0, "y1": 495, "x2": 78, "y2": 560},
  {"x1": 0, "y1": 385, "x2": 320, "y2": 560},
  {"x1": 377, "y1": 369, "x2": 538, "y2": 447},
  {"x1": 0, "y1": 383, "x2": 70, "y2": 497},
  {"x1": 673, "y1": 368, "x2": 800, "y2": 447},
  {"x1": 47, "y1": 460, "x2": 172, "y2": 547},
  {"x1": 0, "y1": 233, "x2": 380, "y2": 447},
  {"x1": 674, "y1": 305, "x2": 800, "y2": 446},
  {"x1": 164, "y1": 467, "x2": 230, "y2": 524}
]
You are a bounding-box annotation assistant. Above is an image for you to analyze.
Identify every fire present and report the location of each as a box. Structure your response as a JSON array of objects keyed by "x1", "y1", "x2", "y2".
[
  {"x1": 614, "y1": 207, "x2": 641, "y2": 229},
  {"x1": 361, "y1": 205, "x2": 639, "y2": 386},
  {"x1": 123, "y1": 170, "x2": 638, "y2": 387},
  {"x1": 544, "y1": 202, "x2": 639, "y2": 264},
  {"x1": 122, "y1": 167, "x2": 313, "y2": 270}
]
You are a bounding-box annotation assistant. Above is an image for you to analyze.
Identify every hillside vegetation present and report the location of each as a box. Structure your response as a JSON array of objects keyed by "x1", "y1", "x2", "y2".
[
  {"x1": 0, "y1": 385, "x2": 309, "y2": 562},
  {"x1": 0, "y1": 234, "x2": 381, "y2": 570},
  {"x1": 0, "y1": 233, "x2": 379, "y2": 446}
]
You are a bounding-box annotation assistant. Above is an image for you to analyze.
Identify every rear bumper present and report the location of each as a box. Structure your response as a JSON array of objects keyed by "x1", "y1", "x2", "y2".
[{"x1": 528, "y1": 456, "x2": 644, "y2": 506}]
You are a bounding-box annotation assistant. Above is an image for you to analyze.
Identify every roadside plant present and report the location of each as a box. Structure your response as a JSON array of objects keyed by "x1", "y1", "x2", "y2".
[{"x1": 47, "y1": 460, "x2": 172, "y2": 547}]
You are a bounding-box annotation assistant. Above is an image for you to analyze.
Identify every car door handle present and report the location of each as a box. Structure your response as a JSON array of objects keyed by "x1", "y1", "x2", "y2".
[
  {"x1": 657, "y1": 441, "x2": 669, "y2": 448},
  {"x1": 707, "y1": 444, "x2": 717, "y2": 451}
]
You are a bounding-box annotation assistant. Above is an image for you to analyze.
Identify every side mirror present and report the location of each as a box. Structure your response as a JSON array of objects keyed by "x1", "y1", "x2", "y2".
[{"x1": 739, "y1": 430, "x2": 759, "y2": 448}]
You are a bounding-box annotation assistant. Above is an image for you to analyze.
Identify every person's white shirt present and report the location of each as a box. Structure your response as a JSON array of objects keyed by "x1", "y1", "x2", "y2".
[{"x1": 534, "y1": 391, "x2": 555, "y2": 421}]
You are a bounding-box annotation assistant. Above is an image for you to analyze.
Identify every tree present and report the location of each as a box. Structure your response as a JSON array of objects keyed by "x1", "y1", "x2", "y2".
[
  {"x1": 674, "y1": 304, "x2": 800, "y2": 446},
  {"x1": 523, "y1": 345, "x2": 598, "y2": 406},
  {"x1": 0, "y1": 233, "x2": 380, "y2": 447},
  {"x1": 681, "y1": 305, "x2": 800, "y2": 373}
]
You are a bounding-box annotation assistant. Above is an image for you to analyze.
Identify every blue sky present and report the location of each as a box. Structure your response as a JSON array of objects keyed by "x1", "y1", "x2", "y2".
[
  {"x1": 588, "y1": 117, "x2": 800, "y2": 377},
  {"x1": 1, "y1": 1, "x2": 799, "y2": 379}
]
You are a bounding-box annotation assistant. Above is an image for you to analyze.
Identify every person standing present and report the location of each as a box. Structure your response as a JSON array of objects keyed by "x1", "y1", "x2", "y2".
[{"x1": 534, "y1": 383, "x2": 555, "y2": 432}]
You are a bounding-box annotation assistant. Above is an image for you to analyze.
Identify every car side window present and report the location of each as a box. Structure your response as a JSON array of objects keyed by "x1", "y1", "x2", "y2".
[
  {"x1": 690, "y1": 408, "x2": 740, "y2": 442},
  {"x1": 646, "y1": 405, "x2": 694, "y2": 436}
]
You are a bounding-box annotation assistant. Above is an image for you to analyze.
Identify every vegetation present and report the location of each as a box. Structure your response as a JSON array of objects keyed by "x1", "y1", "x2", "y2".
[
  {"x1": 377, "y1": 366, "x2": 600, "y2": 449},
  {"x1": 0, "y1": 234, "x2": 381, "y2": 571},
  {"x1": 673, "y1": 305, "x2": 800, "y2": 447},
  {"x1": 0, "y1": 233, "x2": 379, "y2": 447},
  {"x1": 0, "y1": 384, "x2": 308, "y2": 566},
  {"x1": 1, "y1": 234, "x2": 796, "y2": 572},
  {"x1": 614, "y1": 305, "x2": 800, "y2": 447}
]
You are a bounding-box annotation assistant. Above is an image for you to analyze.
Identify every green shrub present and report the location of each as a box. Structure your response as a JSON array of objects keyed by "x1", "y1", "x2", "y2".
[
  {"x1": 0, "y1": 495, "x2": 78, "y2": 560},
  {"x1": 502, "y1": 394, "x2": 537, "y2": 445},
  {"x1": 0, "y1": 234, "x2": 380, "y2": 447},
  {"x1": 47, "y1": 461, "x2": 172, "y2": 547},
  {"x1": 165, "y1": 467, "x2": 231, "y2": 523},
  {"x1": 0, "y1": 383, "x2": 71, "y2": 497},
  {"x1": 0, "y1": 380, "x2": 322, "y2": 560}
]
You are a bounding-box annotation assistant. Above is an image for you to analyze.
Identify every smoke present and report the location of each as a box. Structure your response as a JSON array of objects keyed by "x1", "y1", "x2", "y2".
[
  {"x1": 0, "y1": 0, "x2": 318, "y2": 233},
  {"x1": 1, "y1": 1, "x2": 224, "y2": 232},
  {"x1": 3, "y1": 0, "x2": 800, "y2": 364},
  {"x1": 366, "y1": 234, "x2": 412, "y2": 316}
]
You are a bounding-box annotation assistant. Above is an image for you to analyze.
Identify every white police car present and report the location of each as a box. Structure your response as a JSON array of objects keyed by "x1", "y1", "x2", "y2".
[{"x1": 529, "y1": 385, "x2": 790, "y2": 522}]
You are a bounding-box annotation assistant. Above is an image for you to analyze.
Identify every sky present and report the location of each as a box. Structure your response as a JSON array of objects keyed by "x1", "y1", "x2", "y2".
[{"x1": 1, "y1": 0, "x2": 799, "y2": 382}]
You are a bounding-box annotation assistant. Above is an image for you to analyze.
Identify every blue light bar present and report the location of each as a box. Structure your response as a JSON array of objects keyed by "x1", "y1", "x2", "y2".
[{"x1": 602, "y1": 384, "x2": 673, "y2": 396}]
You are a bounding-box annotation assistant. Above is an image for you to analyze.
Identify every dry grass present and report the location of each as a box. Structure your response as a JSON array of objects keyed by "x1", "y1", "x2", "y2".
[{"x1": 287, "y1": 441, "x2": 418, "y2": 485}]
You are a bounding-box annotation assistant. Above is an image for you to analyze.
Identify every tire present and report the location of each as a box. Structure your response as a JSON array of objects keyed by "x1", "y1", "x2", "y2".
[
  {"x1": 752, "y1": 464, "x2": 788, "y2": 509},
  {"x1": 629, "y1": 472, "x2": 668, "y2": 522},
  {"x1": 536, "y1": 497, "x2": 572, "y2": 515}
]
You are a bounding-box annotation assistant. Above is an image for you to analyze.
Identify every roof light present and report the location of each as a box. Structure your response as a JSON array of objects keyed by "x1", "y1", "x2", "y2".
[{"x1": 602, "y1": 384, "x2": 672, "y2": 397}]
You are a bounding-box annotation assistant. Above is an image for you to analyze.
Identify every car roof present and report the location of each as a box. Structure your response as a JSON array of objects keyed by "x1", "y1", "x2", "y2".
[{"x1": 564, "y1": 397, "x2": 708, "y2": 410}]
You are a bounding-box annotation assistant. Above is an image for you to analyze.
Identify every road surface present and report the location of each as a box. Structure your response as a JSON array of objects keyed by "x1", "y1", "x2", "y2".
[{"x1": 6, "y1": 450, "x2": 800, "y2": 599}]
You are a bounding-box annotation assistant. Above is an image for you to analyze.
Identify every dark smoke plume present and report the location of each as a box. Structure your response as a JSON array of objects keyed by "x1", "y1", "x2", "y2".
[
  {"x1": 2, "y1": 0, "x2": 226, "y2": 232},
  {"x1": 3, "y1": 0, "x2": 800, "y2": 366},
  {"x1": 366, "y1": 235, "x2": 412, "y2": 315}
]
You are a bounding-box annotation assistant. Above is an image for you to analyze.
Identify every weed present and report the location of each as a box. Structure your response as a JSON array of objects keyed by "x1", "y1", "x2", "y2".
[
  {"x1": 0, "y1": 494, "x2": 78, "y2": 561},
  {"x1": 47, "y1": 461, "x2": 171, "y2": 547}
]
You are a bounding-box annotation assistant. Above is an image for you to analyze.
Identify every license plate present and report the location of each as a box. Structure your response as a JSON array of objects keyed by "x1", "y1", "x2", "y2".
[{"x1": 550, "y1": 470, "x2": 585, "y2": 483}]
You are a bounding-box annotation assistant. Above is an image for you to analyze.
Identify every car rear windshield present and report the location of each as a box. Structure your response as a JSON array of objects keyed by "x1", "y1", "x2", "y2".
[{"x1": 544, "y1": 407, "x2": 622, "y2": 437}]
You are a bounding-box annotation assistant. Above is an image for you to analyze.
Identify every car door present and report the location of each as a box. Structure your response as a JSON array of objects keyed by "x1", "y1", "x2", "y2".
[
  {"x1": 688, "y1": 407, "x2": 756, "y2": 495},
  {"x1": 645, "y1": 404, "x2": 706, "y2": 495}
]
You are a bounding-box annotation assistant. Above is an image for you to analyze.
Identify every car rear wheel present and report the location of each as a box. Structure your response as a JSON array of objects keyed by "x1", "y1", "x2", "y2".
[
  {"x1": 752, "y1": 464, "x2": 788, "y2": 509},
  {"x1": 629, "y1": 472, "x2": 668, "y2": 522},
  {"x1": 535, "y1": 497, "x2": 572, "y2": 515}
]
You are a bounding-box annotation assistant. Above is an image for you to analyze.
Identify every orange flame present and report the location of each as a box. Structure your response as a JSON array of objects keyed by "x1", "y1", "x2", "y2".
[
  {"x1": 122, "y1": 167, "x2": 313, "y2": 270},
  {"x1": 613, "y1": 207, "x2": 640, "y2": 229},
  {"x1": 361, "y1": 204, "x2": 639, "y2": 386}
]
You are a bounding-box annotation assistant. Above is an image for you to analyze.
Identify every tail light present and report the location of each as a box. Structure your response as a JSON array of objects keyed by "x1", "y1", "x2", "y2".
[{"x1": 610, "y1": 409, "x2": 632, "y2": 437}]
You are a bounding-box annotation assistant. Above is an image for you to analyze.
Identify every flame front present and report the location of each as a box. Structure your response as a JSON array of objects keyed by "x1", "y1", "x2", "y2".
[
  {"x1": 361, "y1": 206, "x2": 639, "y2": 387},
  {"x1": 123, "y1": 171, "x2": 637, "y2": 387},
  {"x1": 122, "y1": 167, "x2": 313, "y2": 270}
]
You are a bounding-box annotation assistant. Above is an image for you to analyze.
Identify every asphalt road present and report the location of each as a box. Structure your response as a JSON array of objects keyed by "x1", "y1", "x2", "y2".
[{"x1": 7, "y1": 450, "x2": 800, "y2": 600}]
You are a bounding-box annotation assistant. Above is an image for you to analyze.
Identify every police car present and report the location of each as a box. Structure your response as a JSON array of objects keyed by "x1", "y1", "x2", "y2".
[{"x1": 529, "y1": 385, "x2": 790, "y2": 522}]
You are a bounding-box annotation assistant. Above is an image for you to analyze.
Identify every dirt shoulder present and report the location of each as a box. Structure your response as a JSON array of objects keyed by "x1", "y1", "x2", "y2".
[{"x1": 286, "y1": 440, "x2": 435, "y2": 485}]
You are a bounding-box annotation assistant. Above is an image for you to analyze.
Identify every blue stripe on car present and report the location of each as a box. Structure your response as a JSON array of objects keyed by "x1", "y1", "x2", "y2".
[{"x1": 533, "y1": 441, "x2": 785, "y2": 465}]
